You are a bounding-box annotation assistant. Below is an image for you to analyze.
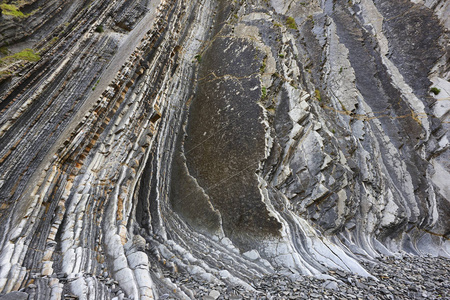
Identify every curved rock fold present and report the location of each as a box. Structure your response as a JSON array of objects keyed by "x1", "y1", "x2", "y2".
[{"x1": 0, "y1": 0, "x2": 449, "y2": 299}]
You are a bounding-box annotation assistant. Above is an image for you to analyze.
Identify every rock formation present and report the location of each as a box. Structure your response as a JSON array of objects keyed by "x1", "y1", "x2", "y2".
[{"x1": 0, "y1": 0, "x2": 449, "y2": 299}]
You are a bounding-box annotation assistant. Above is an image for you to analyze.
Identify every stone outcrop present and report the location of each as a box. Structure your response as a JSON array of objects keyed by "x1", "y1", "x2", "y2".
[{"x1": 0, "y1": 0, "x2": 449, "y2": 299}]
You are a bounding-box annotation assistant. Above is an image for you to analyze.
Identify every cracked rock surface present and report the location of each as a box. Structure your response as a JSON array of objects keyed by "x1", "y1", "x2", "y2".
[{"x1": 0, "y1": 0, "x2": 449, "y2": 299}]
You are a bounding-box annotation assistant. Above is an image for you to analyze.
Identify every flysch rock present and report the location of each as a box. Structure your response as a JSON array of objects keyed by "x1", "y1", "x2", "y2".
[{"x1": 0, "y1": 0, "x2": 449, "y2": 299}]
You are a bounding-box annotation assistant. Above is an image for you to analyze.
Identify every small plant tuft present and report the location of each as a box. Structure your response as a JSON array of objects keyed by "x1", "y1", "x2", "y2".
[
  {"x1": 260, "y1": 59, "x2": 266, "y2": 73},
  {"x1": 0, "y1": 48, "x2": 40, "y2": 66},
  {"x1": 95, "y1": 25, "x2": 104, "y2": 33},
  {"x1": 278, "y1": 53, "x2": 285, "y2": 58},
  {"x1": 262, "y1": 86, "x2": 267, "y2": 98},
  {"x1": 286, "y1": 17, "x2": 298, "y2": 30},
  {"x1": 430, "y1": 87, "x2": 441, "y2": 95},
  {"x1": 0, "y1": 4, "x2": 26, "y2": 18},
  {"x1": 92, "y1": 79, "x2": 100, "y2": 91},
  {"x1": 194, "y1": 54, "x2": 201, "y2": 63},
  {"x1": 0, "y1": 46, "x2": 9, "y2": 55},
  {"x1": 14, "y1": 49, "x2": 40, "y2": 62},
  {"x1": 315, "y1": 89, "x2": 321, "y2": 101},
  {"x1": 0, "y1": 70, "x2": 13, "y2": 77}
]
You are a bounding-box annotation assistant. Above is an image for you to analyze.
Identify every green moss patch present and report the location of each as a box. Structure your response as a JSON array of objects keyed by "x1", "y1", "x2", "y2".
[
  {"x1": 315, "y1": 89, "x2": 321, "y2": 101},
  {"x1": 1, "y1": 3, "x2": 26, "y2": 18},
  {"x1": 0, "y1": 46, "x2": 9, "y2": 55},
  {"x1": 0, "y1": 48, "x2": 41, "y2": 66},
  {"x1": 430, "y1": 87, "x2": 441, "y2": 95},
  {"x1": 286, "y1": 17, "x2": 298, "y2": 30}
]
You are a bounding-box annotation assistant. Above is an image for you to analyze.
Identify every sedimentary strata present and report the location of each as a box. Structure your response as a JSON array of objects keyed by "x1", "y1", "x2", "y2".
[{"x1": 0, "y1": 0, "x2": 449, "y2": 299}]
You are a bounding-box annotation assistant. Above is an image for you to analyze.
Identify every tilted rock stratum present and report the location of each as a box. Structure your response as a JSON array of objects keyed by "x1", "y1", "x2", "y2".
[{"x1": 0, "y1": 0, "x2": 449, "y2": 299}]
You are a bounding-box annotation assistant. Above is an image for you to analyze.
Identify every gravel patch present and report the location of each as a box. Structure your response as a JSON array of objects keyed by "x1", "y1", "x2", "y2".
[{"x1": 159, "y1": 255, "x2": 450, "y2": 300}]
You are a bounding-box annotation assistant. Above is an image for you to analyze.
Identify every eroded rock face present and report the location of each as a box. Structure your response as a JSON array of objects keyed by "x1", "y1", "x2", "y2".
[
  {"x1": 0, "y1": 0, "x2": 449, "y2": 299},
  {"x1": 173, "y1": 34, "x2": 282, "y2": 249}
]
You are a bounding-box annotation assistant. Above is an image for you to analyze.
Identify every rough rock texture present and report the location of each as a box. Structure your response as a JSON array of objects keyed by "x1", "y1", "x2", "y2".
[{"x1": 0, "y1": 0, "x2": 449, "y2": 299}]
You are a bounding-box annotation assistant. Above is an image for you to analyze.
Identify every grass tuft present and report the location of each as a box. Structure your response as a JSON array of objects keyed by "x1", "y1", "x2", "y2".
[
  {"x1": 430, "y1": 87, "x2": 441, "y2": 95},
  {"x1": 13, "y1": 49, "x2": 41, "y2": 61},
  {"x1": 273, "y1": 21, "x2": 282, "y2": 27},
  {"x1": 286, "y1": 17, "x2": 298, "y2": 30},
  {"x1": 0, "y1": 46, "x2": 9, "y2": 55},
  {"x1": 260, "y1": 59, "x2": 266, "y2": 73},
  {"x1": 0, "y1": 48, "x2": 40, "y2": 66},
  {"x1": 315, "y1": 89, "x2": 321, "y2": 101},
  {"x1": 95, "y1": 25, "x2": 104, "y2": 33},
  {"x1": 0, "y1": 4, "x2": 27, "y2": 18}
]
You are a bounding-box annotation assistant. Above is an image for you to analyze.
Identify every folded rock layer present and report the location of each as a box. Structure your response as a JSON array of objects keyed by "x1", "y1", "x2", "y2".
[{"x1": 0, "y1": 0, "x2": 449, "y2": 299}]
